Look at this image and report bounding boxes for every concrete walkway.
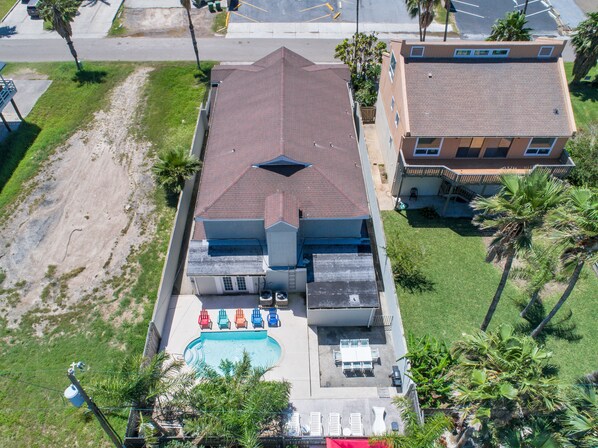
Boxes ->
[364,123,395,211]
[0,79,51,142]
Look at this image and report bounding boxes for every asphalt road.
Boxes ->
[0,37,344,63]
[0,36,576,63]
[453,0,559,37]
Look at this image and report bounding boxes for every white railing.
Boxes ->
[0,79,17,109]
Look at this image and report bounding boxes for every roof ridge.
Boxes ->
[279,57,285,157]
[311,166,370,215]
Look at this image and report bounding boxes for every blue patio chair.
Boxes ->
[217,309,230,329]
[251,308,263,328]
[267,308,280,327]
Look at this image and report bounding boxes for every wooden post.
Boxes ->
[0,113,11,132]
[442,183,455,216]
[10,99,23,121]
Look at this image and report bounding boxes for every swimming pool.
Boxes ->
[184,331,282,373]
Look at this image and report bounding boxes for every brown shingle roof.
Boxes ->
[403,59,575,137]
[264,192,299,229]
[195,47,369,221]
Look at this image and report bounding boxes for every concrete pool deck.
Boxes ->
[160,293,402,434]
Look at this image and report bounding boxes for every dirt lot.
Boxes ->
[116,7,222,37]
[0,67,156,331]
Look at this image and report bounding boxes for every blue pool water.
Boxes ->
[184,331,282,373]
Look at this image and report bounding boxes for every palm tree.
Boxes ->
[571,12,598,83]
[372,396,452,448]
[487,11,532,42]
[531,187,598,338]
[404,0,440,42]
[153,147,201,193]
[450,325,565,447]
[472,171,565,331]
[180,0,201,72]
[513,245,560,318]
[38,0,81,71]
[559,373,598,447]
[184,352,290,445]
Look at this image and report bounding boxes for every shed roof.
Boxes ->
[187,240,265,276]
[403,59,575,137]
[194,47,369,222]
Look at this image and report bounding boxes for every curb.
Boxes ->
[1,0,20,23]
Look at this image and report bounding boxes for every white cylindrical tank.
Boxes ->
[64,384,85,408]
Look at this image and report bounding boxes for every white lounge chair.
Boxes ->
[372,406,386,435]
[350,413,364,436]
[310,412,323,437]
[286,412,300,436]
[328,413,341,436]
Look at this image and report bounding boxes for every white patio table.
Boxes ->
[340,345,372,363]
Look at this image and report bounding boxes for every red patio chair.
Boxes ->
[235,308,247,328]
[198,309,212,329]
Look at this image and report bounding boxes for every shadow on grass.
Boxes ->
[396,271,436,294]
[514,298,582,344]
[569,77,598,104]
[72,69,108,86]
[398,209,489,237]
[0,121,42,193]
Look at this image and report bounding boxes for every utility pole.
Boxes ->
[64,362,123,448]
[443,0,451,41]
[523,0,529,14]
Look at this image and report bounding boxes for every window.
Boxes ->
[525,137,556,156]
[390,96,395,111]
[389,52,396,82]
[394,112,400,128]
[484,138,512,158]
[454,48,510,58]
[223,276,234,291]
[410,46,425,57]
[538,46,554,58]
[456,138,483,158]
[414,137,442,156]
[236,276,247,291]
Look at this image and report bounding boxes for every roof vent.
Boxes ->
[349,294,360,306]
[428,72,433,78]
[553,108,559,115]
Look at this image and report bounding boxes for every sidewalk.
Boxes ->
[363,123,395,211]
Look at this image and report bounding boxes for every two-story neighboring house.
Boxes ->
[186,48,380,326]
[375,39,577,215]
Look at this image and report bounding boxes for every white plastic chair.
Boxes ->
[286,412,300,436]
[328,413,341,436]
[310,412,323,436]
[371,348,380,364]
[333,350,342,365]
[350,413,364,436]
[372,406,386,435]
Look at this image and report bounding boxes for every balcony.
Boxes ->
[399,150,575,186]
[0,78,17,112]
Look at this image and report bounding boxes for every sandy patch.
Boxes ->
[118,7,219,37]
[0,66,156,331]
[4,68,49,80]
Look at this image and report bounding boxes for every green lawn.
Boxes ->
[0,62,135,223]
[383,210,598,382]
[0,0,16,21]
[0,62,209,447]
[564,62,598,132]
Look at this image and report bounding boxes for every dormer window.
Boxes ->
[538,46,554,58]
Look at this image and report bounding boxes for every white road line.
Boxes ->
[513,0,541,6]
[452,0,479,7]
[456,9,485,18]
[526,7,551,16]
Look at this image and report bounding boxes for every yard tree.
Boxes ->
[450,325,565,447]
[567,125,598,188]
[403,0,441,41]
[180,0,201,72]
[487,11,532,42]
[531,187,598,339]
[472,171,565,331]
[184,352,290,445]
[559,373,598,447]
[38,0,81,71]
[153,146,201,193]
[372,396,452,448]
[571,12,598,83]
